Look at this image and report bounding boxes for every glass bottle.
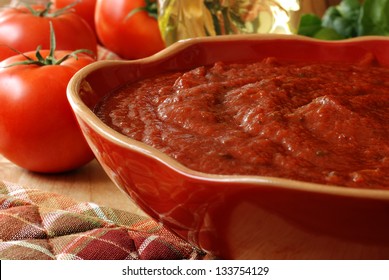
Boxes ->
[158,0,302,46]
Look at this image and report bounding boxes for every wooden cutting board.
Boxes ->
[0,154,146,216]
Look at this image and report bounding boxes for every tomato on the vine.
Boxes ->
[0,30,96,173]
[95,0,165,59]
[0,2,97,60]
[53,0,97,37]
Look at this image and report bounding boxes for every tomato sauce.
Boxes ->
[94,57,389,189]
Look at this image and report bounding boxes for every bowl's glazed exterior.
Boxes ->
[68,34,389,259]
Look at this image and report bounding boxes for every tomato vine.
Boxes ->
[4,22,93,67]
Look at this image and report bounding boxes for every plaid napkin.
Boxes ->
[0,180,207,260]
[97,45,122,60]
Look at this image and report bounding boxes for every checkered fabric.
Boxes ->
[0,180,207,260]
[97,45,122,60]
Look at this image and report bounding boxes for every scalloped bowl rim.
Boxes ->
[67,34,389,201]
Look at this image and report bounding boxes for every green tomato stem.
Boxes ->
[126,0,158,21]
[2,22,93,68]
[24,0,79,18]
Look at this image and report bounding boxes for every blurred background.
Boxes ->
[0,0,342,43]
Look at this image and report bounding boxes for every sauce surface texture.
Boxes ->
[95,58,389,189]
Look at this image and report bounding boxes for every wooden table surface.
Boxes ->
[1,154,146,216]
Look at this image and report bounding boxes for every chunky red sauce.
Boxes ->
[95,57,389,189]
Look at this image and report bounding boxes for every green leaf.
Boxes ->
[332,16,357,37]
[296,0,389,40]
[297,14,322,37]
[322,6,341,27]
[358,0,389,36]
[322,1,360,38]
[337,0,361,20]
[313,27,345,40]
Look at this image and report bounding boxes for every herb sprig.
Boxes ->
[297,0,389,40]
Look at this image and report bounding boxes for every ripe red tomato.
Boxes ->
[0,3,97,60]
[0,50,95,173]
[53,0,97,36]
[95,0,165,59]
[0,45,18,62]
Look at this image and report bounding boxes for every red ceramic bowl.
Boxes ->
[67,34,389,259]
